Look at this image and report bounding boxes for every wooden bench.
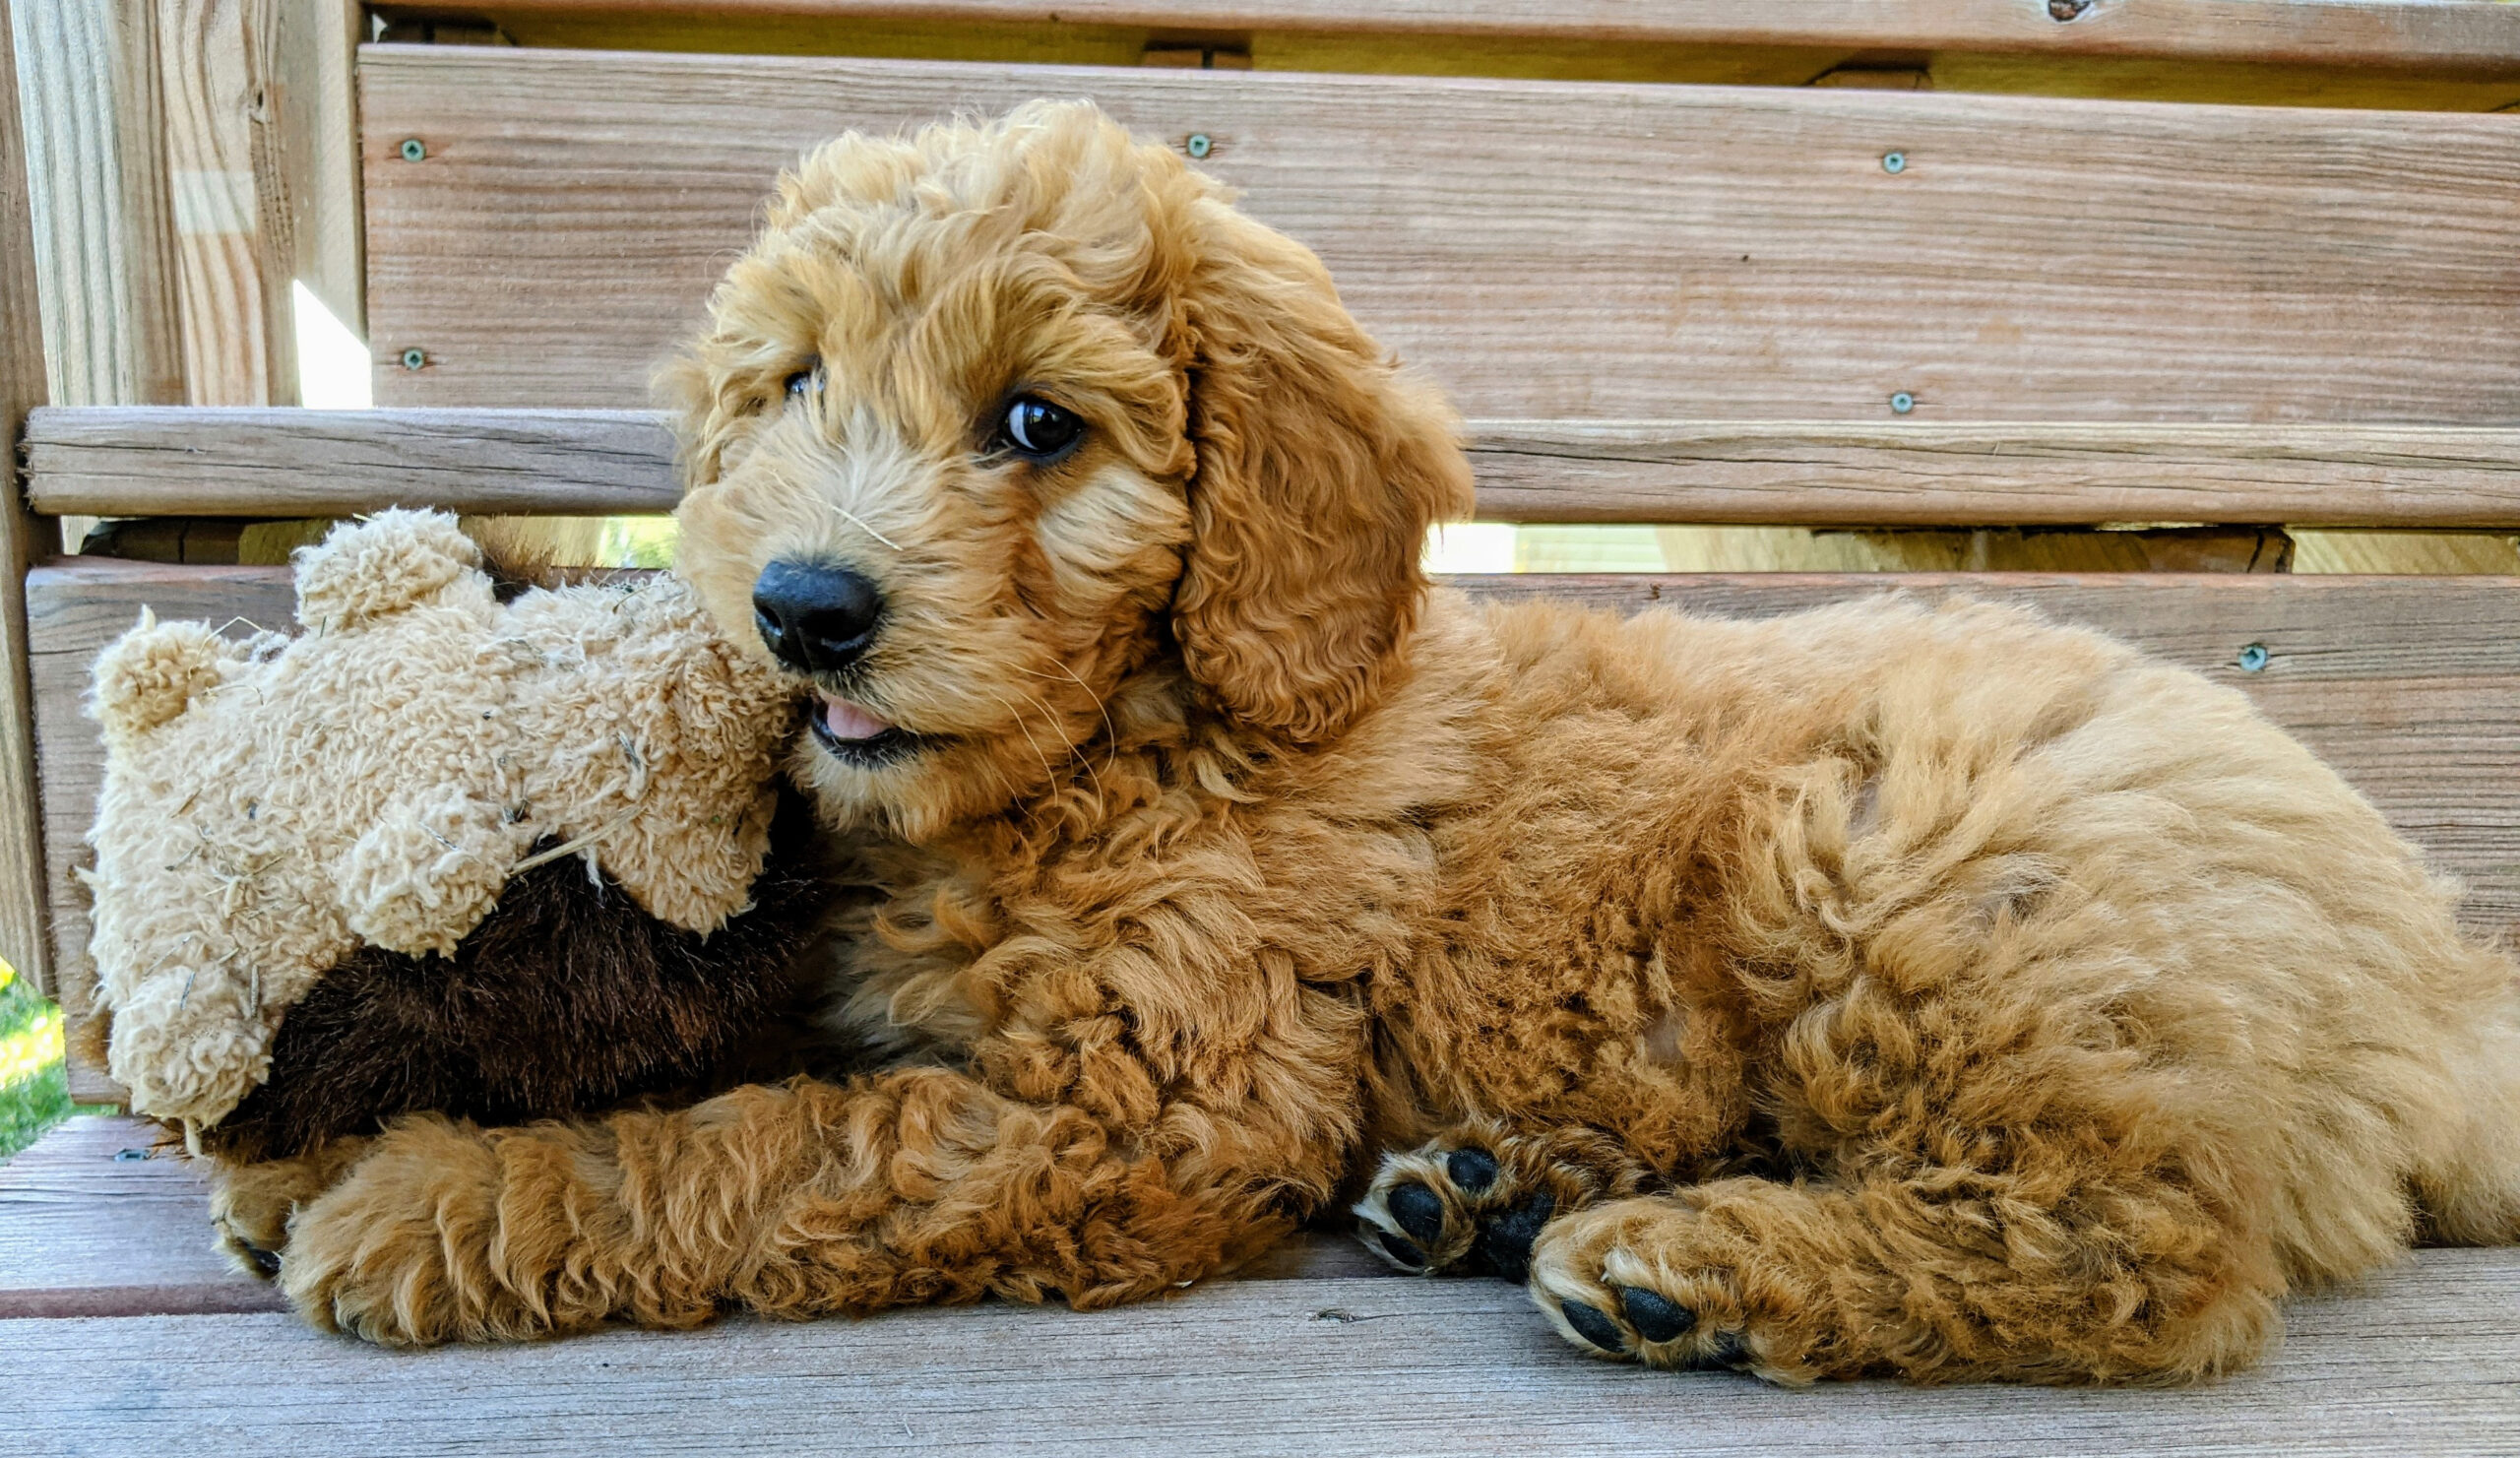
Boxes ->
[5,3,2519,1449]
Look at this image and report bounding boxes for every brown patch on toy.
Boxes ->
[204,788,842,1164]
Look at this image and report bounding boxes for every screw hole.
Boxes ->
[1882,151,1907,174]
[2049,0,2093,20]
[1889,392,1916,414]
[400,348,427,371]
[398,137,426,162]
[2236,643,2270,673]
[1185,133,1213,159]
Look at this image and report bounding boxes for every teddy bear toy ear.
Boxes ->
[290,507,491,634]
[87,611,247,749]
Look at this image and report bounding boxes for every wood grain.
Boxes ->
[156,0,293,406]
[269,0,363,334]
[1,1,60,992]
[439,0,2520,73]
[358,47,2520,421]
[1464,421,2520,528]
[23,407,684,517]
[29,409,2520,528]
[5,0,187,409]
[7,1115,2511,1454]
[5,1239,2516,1454]
[0,1117,284,1318]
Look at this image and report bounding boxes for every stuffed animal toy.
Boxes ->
[80,509,831,1159]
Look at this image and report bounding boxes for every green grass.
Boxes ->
[0,961,78,1161]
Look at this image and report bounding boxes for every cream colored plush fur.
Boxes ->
[85,510,796,1127]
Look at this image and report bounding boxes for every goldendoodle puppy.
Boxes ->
[273,101,2520,1383]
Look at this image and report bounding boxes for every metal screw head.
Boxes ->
[1882,151,1907,174]
[400,348,427,371]
[2236,643,2270,672]
[398,138,426,162]
[1889,392,1916,414]
[1185,133,1213,159]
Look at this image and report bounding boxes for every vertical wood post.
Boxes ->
[158,0,296,405]
[273,0,363,338]
[1,0,61,991]
[8,0,186,408]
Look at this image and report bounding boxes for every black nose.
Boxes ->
[752,560,883,673]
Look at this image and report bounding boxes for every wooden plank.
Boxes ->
[5,1247,2516,1456]
[0,1117,284,1318]
[30,409,2520,528]
[1,0,59,993]
[1459,422,2520,528]
[269,0,364,337]
[24,407,682,517]
[5,0,187,409]
[445,0,2520,74]
[156,0,294,406]
[357,48,2520,420]
[459,11,2520,112]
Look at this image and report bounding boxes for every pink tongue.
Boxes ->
[821,694,894,742]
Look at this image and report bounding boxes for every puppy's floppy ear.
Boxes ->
[1166,196,1476,743]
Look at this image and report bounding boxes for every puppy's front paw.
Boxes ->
[278,1119,550,1346]
[1527,1197,1784,1381]
[1352,1123,1652,1280]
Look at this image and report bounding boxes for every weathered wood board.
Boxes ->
[30,564,2520,1092]
[359,46,2520,420]
[29,407,2520,528]
[439,0,2520,73]
[2,1,62,992]
[0,1120,2512,1458]
[0,1117,284,1319]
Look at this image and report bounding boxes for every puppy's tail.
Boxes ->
[2414,974,2520,1245]
[462,517,610,601]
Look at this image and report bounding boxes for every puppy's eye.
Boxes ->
[997,396,1084,462]
[784,362,822,401]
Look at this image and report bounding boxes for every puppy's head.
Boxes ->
[667,100,1472,840]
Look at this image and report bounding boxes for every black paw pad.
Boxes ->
[1387,1180,1447,1244]
[1471,1190,1554,1282]
[1375,1230,1426,1269]
[1444,1147,1500,1194]
[241,1243,283,1278]
[1613,1286,1693,1344]
[1685,1330,1753,1371]
[1560,1300,1628,1354]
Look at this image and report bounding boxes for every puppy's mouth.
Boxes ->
[806,692,929,766]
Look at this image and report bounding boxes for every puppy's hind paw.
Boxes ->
[1351,1123,1653,1280]
[1527,1197,1778,1381]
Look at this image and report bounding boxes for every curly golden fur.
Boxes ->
[258,102,2520,1383]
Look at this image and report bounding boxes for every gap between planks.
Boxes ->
[27,407,2520,527]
